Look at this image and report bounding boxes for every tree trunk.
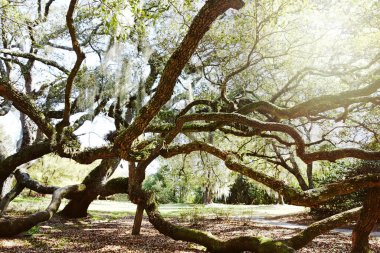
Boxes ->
[203,160,213,205]
[307,163,314,189]
[59,193,96,218]
[203,186,213,205]
[1,175,13,199]
[351,188,380,253]
[128,161,148,235]
[278,194,285,205]
[132,204,144,235]
[60,158,120,218]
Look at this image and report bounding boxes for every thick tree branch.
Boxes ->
[14,169,58,194]
[162,142,380,207]
[0,82,55,137]
[0,142,51,183]
[174,113,380,163]
[99,177,129,197]
[0,169,60,215]
[0,180,24,216]
[114,0,245,155]
[238,83,380,119]
[0,184,85,237]
[143,191,295,253]
[284,207,362,250]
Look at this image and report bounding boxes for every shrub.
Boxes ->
[227,175,275,205]
[311,161,380,219]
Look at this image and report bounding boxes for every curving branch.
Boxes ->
[0,142,51,183]
[58,0,85,128]
[238,82,380,119]
[284,207,362,250]
[0,169,59,216]
[0,184,85,237]
[144,190,362,252]
[0,180,24,216]
[172,112,380,163]
[225,155,380,207]
[14,169,58,194]
[0,82,55,137]
[161,142,380,207]
[177,99,215,117]
[143,191,295,253]
[114,0,245,155]
[0,49,70,74]
[44,0,56,19]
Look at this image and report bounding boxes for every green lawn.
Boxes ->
[7,196,308,220]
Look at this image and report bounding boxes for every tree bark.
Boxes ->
[0,175,14,199]
[128,161,148,235]
[132,204,144,235]
[307,163,314,189]
[60,158,120,218]
[351,188,380,253]
[0,184,85,237]
[278,194,285,205]
[143,191,295,253]
[0,169,59,215]
[203,185,213,205]
[0,181,24,216]
[285,207,361,250]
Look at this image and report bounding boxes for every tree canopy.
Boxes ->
[1,0,380,252]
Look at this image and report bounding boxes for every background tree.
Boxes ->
[227,174,275,205]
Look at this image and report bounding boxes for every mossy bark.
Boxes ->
[351,188,380,253]
[0,184,85,237]
[142,191,295,253]
[285,207,361,250]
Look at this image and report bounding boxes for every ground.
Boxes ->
[1,199,379,252]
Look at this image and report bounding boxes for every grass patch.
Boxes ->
[89,210,135,220]
[8,198,308,222]
[12,196,43,203]
[54,238,70,249]
[25,226,40,236]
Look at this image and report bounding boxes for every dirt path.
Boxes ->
[246,217,380,237]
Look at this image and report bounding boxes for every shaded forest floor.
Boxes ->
[1,213,380,253]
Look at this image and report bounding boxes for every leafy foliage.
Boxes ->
[312,161,380,218]
[143,165,188,203]
[27,155,96,188]
[227,175,276,205]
